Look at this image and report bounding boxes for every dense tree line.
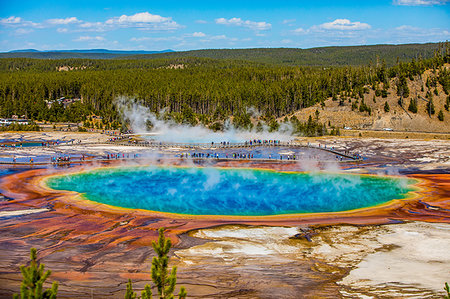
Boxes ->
[1,43,442,66]
[0,43,448,134]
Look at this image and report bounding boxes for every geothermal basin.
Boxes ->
[45,166,416,216]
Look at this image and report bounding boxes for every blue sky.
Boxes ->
[0,0,449,51]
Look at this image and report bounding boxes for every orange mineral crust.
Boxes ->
[0,165,448,250]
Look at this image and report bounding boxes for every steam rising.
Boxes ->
[116,96,294,143]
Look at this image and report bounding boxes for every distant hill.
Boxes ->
[0,49,174,59]
[124,43,440,66]
[0,43,442,66]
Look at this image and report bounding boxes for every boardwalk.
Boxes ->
[0,139,361,166]
[107,140,358,160]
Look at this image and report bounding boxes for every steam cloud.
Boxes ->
[116,96,294,143]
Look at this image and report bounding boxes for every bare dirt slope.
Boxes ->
[289,66,450,133]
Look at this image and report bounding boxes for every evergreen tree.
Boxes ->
[384,101,390,112]
[13,248,58,299]
[125,279,137,299]
[126,228,186,299]
[408,98,418,113]
[151,228,186,299]
[396,75,410,98]
[141,285,153,299]
[438,110,444,121]
[426,98,435,116]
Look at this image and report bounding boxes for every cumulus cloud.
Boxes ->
[215,17,272,31]
[393,0,448,5]
[317,19,371,30]
[105,12,181,30]
[47,17,81,25]
[78,21,106,32]
[292,27,306,34]
[74,35,105,42]
[0,16,22,24]
[192,32,206,37]
[0,16,41,28]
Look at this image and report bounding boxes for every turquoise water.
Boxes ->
[46,166,415,216]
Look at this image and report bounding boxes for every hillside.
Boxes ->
[289,66,450,133]
[0,43,441,66]
[0,43,448,134]
[124,43,440,66]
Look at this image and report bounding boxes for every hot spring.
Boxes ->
[45,166,416,216]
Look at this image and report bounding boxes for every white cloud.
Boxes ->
[78,21,106,32]
[215,17,271,31]
[282,19,296,24]
[192,32,206,37]
[195,20,207,24]
[74,35,105,42]
[317,19,371,30]
[130,37,150,42]
[130,36,182,42]
[395,25,420,31]
[0,16,22,24]
[210,34,227,40]
[391,25,450,40]
[47,17,80,25]
[0,16,41,28]
[57,28,68,33]
[15,28,34,35]
[292,27,307,34]
[393,0,448,5]
[105,12,181,30]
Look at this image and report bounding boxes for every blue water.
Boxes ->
[46,166,415,216]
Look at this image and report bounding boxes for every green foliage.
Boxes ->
[13,248,58,299]
[444,282,450,299]
[358,99,371,115]
[150,227,186,299]
[0,43,443,67]
[290,115,327,137]
[0,43,448,125]
[375,89,381,97]
[396,75,410,98]
[125,279,137,299]
[384,101,390,112]
[0,123,40,132]
[426,98,435,116]
[126,228,186,299]
[141,284,152,299]
[445,96,450,111]
[232,112,253,130]
[438,110,444,121]
[178,287,187,299]
[408,98,418,113]
[438,67,450,94]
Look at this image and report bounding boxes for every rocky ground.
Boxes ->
[0,132,449,298]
